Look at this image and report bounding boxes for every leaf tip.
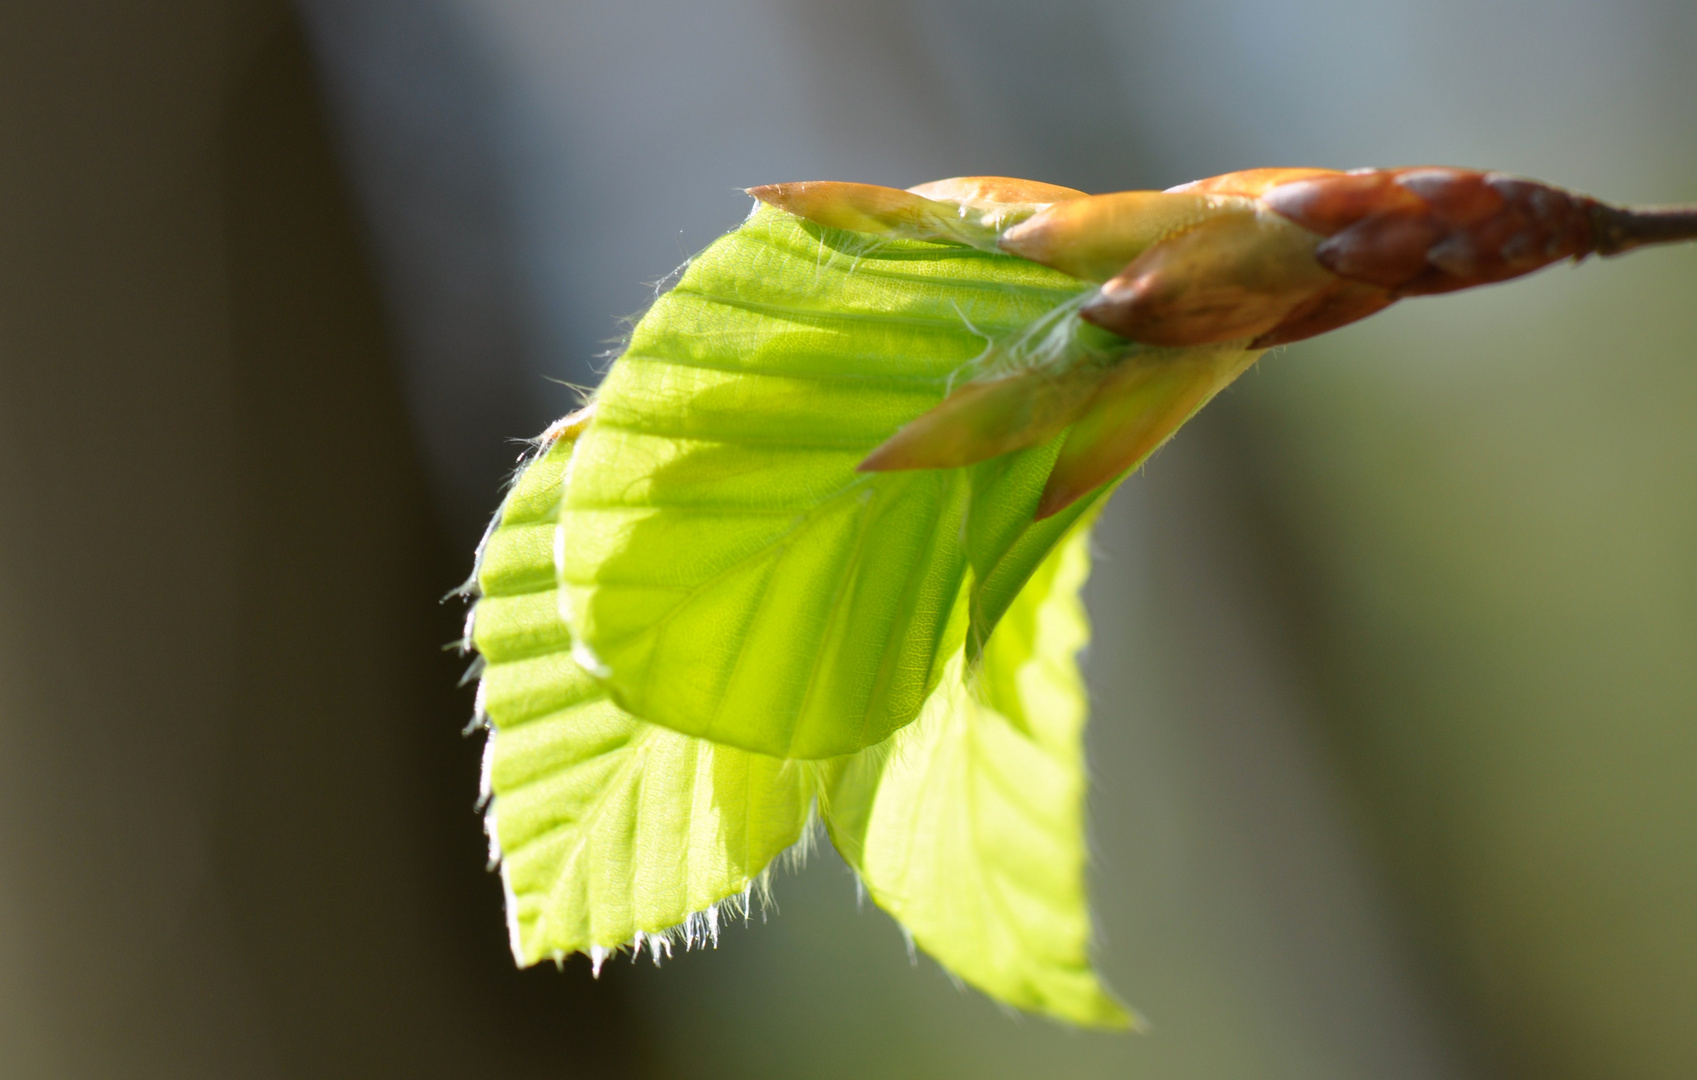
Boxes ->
[855,436,925,472]
[1033,477,1092,520]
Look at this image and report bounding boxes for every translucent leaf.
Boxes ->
[823,525,1135,1029]
[1040,341,1262,515]
[558,205,1095,759]
[473,434,813,965]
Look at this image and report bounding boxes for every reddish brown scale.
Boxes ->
[1264,167,1600,297]
[1240,167,1610,344]
[1314,212,1446,288]
[1395,168,1506,225]
[1250,279,1394,348]
[1260,170,1427,234]
[854,168,1695,515]
[1170,167,1341,199]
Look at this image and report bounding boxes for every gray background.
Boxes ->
[1,1,1693,1076]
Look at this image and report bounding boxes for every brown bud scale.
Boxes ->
[751,169,1697,357]
[835,167,1694,515]
[1262,168,1599,298]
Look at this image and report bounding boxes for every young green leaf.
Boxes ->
[474,434,814,967]
[557,205,1097,759]
[475,423,1128,1025]
[823,524,1133,1028]
[470,166,1696,1027]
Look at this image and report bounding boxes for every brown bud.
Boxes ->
[907,176,1086,206]
[830,167,1692,516]
[1249,279,1394,347]
[999,190,1255,282]
[1079,209,1332,346]
[1259,168,1601,296]
[1169,167,1342,199]
[904,175,1086,235]
[1036,345,1260,518]
[1261,170,1428,235]
[857,366,1101,473]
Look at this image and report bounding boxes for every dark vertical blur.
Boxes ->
[219,14,652,1078]
[2,0,1694,1077]
[0,2,644,1076]
[0,3,258,1072]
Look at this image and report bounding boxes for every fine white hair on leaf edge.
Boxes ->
[511,802,823,974]
[475,732,496,814]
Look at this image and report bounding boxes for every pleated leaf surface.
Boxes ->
[824,525,1132,1028]
[474,434,813,964]
[558,205,1099,759]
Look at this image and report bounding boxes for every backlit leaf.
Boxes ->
[474,434,814,966]
[557,205,1095,758]
[822,525,1133,1028]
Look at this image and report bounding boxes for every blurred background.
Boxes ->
[1,0,1693,1076]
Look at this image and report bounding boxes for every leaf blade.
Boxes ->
[560,206,1094,758]
[824,526,1134,1028]
[474,435,814,964]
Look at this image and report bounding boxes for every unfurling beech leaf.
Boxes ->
[474,414,1126,1022]
[557,205,1111,759]
[471,167,1695,1025]
[825,523,1134,1029]
[474,432,813,966]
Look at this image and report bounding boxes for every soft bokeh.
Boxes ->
[1,1,1691,1076]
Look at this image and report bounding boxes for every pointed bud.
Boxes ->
[1168,167,1341,199]
[858,368,1101,472]
[1079,209,1333,346]
[772,168,1695,514]
[908,176,1087,206]
[1258,168,1618,297]
[1249,279,1394,347]
[1036,346,1259,518]
[999,191,1256,282]
[859,302,1128,474]
[905,175,1086,236]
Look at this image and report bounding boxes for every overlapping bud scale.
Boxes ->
[748,170,1693,513]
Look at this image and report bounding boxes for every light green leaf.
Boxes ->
[960,437,1110,660]
[558,205,1095,759]
[823,524,1134,1029]
[474,433,814,966]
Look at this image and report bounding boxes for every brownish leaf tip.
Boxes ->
[746,180,939,236]
[1078,210,1332,347]
[1000,190,1256,282]
[1170,167,1342,199]
[857,378,1061,473]
[1249,279,1394,347]
[1033,474,1091,520]
[907,176,1088,205]
[855,438,920,472]
[857,403,976,473]
[540,403,596,447]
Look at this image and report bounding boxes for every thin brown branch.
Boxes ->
[1591,203,1697,256]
